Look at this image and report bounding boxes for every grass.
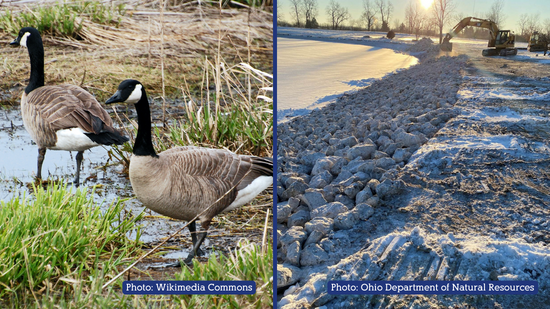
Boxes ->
[0,1,125,38]
[171,241,273,308]
[0,182,143,306]
[0,184,272,308]
[123,242,273,308]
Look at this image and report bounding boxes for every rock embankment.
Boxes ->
[277,45,466,305]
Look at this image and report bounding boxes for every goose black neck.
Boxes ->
[25,36,45,94]
[133,90,158,158]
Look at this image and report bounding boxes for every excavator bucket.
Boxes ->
[440,42,452,51]
[441,34,453,51]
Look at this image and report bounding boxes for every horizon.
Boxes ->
[277,0,550,34]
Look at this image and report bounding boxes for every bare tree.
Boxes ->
[486,0,505,27]
[526,13,541,38]
[362,0,377,31]
[544,18,550,37]
[289,0,302,27]
[277,0,284,24]
[432,0,454,44]
[518,13,529,37]
[326,0,350,30]
[393,18,401,31]
[375,0,393,31]
[302,0,318,28]
[405,0,424,39]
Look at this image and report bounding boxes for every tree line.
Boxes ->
[277,0,550,43]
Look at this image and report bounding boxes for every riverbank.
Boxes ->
[276,37,550,308]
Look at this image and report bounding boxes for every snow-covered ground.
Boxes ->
[277,27,550,308]
[277,37,417,121]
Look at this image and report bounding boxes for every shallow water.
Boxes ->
[0,106,241,263]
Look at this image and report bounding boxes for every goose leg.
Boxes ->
[184,221,210,265]
[37,148,46,180]
[188,220,205,257]
[74,151,84,187]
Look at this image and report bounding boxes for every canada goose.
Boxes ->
[105,79,273,264]
[10,27,128,185]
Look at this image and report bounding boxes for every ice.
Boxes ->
[277,34,418,122]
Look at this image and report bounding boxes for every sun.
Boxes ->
[420,0,434,9]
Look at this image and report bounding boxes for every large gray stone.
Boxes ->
[375,179,405,200]
[288,197,301,211]
[300,244,329,266]
[345,142,377,160]
[304,217,334,235]
[367,179,380,193]
[300,151,325,167]
[394,131,428,147]
[375,157,396,169]
[286,241,301,266]
[277,264,303,288]
[355,187,373,204]
[277,202,292,223]
[354,203,375,220]
[311,156,347,176]
[288,209,311,227]
[335,194,355,209]
[392,148,410,163]
[281,180,309,200]
[309,170,333,189]
[339,136,358,148]
[311,202,349,219]
[334,210,358,230]
[280,226,308,247]
[344,182,363,199]
[301,191,328,212]
[304,230,325,248]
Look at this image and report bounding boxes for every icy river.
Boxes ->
[277,37,418,122]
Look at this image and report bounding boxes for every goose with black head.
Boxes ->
[106,79,273,264]
[10,27,128,185]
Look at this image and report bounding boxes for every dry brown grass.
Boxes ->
[0,0,273,102]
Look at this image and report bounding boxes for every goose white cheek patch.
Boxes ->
[125,84,143,104]
[21,32,31,47]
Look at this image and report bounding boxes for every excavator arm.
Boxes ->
[440,17,516,56]
[442,17,499,45]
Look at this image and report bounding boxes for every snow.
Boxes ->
[277,27,550,309]
[277,37,418,122]
[277,27,419,43]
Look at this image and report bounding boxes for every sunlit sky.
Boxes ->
[278,0,550,32]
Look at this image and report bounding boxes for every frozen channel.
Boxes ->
[277,37,418,122]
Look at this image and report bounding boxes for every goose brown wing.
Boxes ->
[26,84,115,134]
[161,147,272,206]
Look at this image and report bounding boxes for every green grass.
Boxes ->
[0,184,272,308]
[171,242,273,308]
[125,242,273,309]
[0,183,142,306]
[0,1,125,37]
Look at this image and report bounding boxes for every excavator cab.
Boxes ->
[495,30,513,47]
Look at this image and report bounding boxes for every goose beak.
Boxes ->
[105,91,122,104]
[10,37,21,46]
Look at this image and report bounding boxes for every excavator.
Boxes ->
[528,31,549,53]
[440,17,517,56]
